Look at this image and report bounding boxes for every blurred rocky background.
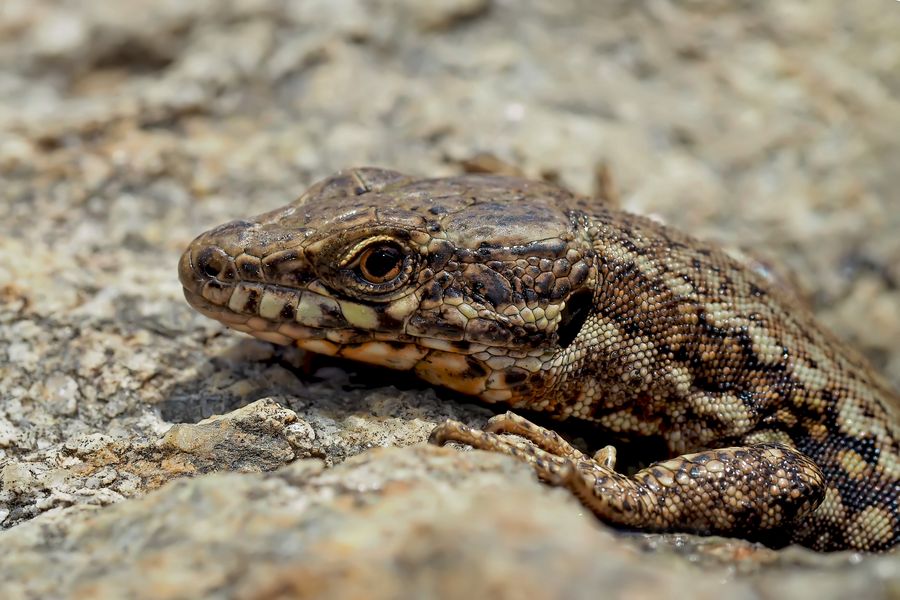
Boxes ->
[1,1,899,598]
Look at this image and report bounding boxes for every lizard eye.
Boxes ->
[358,244,404,283]
[338,236,416,298]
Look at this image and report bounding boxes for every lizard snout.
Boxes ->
[178,224,247,292]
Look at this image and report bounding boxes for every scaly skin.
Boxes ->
[179,168,900,551]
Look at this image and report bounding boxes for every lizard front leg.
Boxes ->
[429,412,826,538]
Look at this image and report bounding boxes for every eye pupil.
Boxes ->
[359,245,403,283]
[366,248,399,277]
[366,248,399,276]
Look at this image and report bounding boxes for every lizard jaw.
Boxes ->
[181,282,521,400]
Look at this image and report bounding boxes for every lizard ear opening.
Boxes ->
[556,289,592,348]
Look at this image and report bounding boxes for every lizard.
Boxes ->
[178,167,900,552]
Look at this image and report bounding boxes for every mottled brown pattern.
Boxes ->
[179,168,900,552]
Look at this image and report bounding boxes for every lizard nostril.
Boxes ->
[196,246,230,280]
[200,261,218,278]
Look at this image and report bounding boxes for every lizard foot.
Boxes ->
[483,411,616,467]
[429,412,826,539]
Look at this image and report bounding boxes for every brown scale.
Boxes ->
[179,168,900,552]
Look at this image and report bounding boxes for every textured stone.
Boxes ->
[2,446,898,600]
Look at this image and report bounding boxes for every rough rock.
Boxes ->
[3,445,899,600]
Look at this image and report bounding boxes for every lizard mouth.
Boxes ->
[179,240,452,353]
[181,284,331,345]
[179,240,369,346]
[179,255,513,397]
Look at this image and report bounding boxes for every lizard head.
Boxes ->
[179,168,597,406]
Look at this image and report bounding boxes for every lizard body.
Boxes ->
[179,168,900,551]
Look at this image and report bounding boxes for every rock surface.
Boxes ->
[1,1,899,598]
[4,444,900,600]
